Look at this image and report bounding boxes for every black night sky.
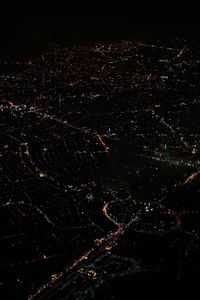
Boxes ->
[1,8,200,55]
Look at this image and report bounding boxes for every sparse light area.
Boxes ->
[1,36,200,299]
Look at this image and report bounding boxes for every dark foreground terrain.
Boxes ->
[1,17,200,298]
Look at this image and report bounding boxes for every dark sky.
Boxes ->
[1,10,200,57]
[1,6,200,38]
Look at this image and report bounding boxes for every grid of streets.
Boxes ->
[1,39,200,299]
